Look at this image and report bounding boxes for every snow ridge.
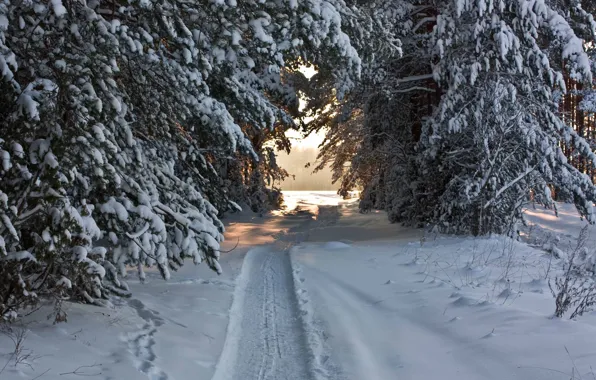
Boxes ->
[290,247,330,380]
[211,248,255,380]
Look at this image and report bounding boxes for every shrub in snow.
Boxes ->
[0,0,363,319]
[550,227,596,319]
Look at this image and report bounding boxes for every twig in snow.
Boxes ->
[518,346,587,380]
[565,346,582,380]
[31,368,51,380]
[517,366,581,379]
[0,352,13,378]
[59,363,102,376]
[0,324,39,370]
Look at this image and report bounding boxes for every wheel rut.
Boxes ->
[213,205,340,380]
[231,246,311,380]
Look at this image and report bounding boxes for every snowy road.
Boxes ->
[214,197,514,380]
[213,192,596,380]
[212,203,327,380]
[294,252,528,380]
[217,245,311,380]
[8,192,596,380]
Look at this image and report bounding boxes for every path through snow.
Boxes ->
[215,246,310,380]
[213,199,338,380]
[214,192,596,380]
[5,192,596,380]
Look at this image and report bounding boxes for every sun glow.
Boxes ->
[285,129,326,150]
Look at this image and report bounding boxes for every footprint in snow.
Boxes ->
[125,299,169,380]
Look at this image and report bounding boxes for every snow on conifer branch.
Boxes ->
[0,0,365,318]
[311,0,596,236]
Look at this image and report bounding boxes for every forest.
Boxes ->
[1,0,596,321]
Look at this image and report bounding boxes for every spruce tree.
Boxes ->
[312,0,596,236]
[0,0,364,318]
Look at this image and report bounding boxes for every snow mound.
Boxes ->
[323,241,351,250]
[290,248,329,379]
[497,288,517,298]
[527,278,547,288]
[451,296,478,307]
[211,248,255,380]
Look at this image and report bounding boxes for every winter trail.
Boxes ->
[213,192,595,380]
[13,192,596,380]
[212,203,327,380]
[219,246,310,380]
[294,261,528,380]
[214,194,514,380]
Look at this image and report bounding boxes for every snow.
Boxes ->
[1,149,10,171]
[56,276,72,289]
[0,248,244,379]
[210,246,254,380]
[17,93,39,121]
[4,250,35,262]
[248,18,274,44]
[323,241,351,250]
[5,192,596,380]
[287,196,596,380]
[100,198,129,221]
[50,0,67,17]
[291,235,593,379]
[524,202,596,250]
[0,15,8,31]
[217,192,596,379]
[212,246,311,379]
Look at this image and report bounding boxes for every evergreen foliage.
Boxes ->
[311,0,596,236]
[4,0,596,320]
[0,0,364,318]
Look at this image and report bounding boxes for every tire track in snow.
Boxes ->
[212,204,341,380]
[297,259,534,380]
[212,246,311,380]
[291,257,338,380]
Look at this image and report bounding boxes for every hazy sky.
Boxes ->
[285,129,325,150]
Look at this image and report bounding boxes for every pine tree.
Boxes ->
[312,0,596,236]
[418,0,596,235]
[0,0,364,318]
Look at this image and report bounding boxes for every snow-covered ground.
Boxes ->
[524,202,596,252]
[3,192,596,380]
